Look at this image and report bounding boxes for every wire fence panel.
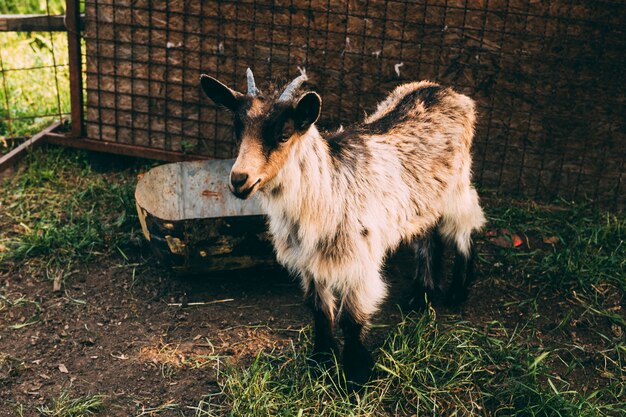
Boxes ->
[0,1,70,154]
[83,0,624,208]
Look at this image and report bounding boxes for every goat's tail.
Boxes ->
[455,93,477,149]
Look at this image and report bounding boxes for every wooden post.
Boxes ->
[65,0,83,138]
[0,14,66,31]
[0,123,61,173]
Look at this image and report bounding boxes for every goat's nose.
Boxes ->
[230,171,249,189]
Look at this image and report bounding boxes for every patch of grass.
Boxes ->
[0,294,42,329]
[138,340,225,376]
[191,196,624,416]
[486,198,625,326]
[37,390,105,417]
[0,0,65,15]
[194,312,622,416]
[0,147,149,280]
[135,401,181,416]
[0,352,25,384]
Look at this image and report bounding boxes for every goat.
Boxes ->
[200,68,486,384]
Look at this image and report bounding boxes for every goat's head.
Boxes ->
[200,68,321,199]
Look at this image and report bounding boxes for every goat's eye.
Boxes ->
[280,125,294,142]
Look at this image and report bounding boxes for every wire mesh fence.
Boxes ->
[0,0,70,154]
[82,0,625,208]
[1,1,623,208]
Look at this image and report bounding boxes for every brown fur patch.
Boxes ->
[270,184,283,197]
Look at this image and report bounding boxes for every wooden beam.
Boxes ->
[0,14,65,32]
[44,134,209,163]
[65,0,84,137]
[0,122,60,173]
[0,13,84,32]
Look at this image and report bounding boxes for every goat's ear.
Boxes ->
[200,74,242,112]
[294,92,321,131]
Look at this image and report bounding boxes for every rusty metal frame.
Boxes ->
[0,122,60,172]
[65,0,83,138]
[45,131,207,161]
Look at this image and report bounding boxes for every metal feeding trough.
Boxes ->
[135,160,276,273]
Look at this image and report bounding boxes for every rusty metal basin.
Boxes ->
[135,160,276,273]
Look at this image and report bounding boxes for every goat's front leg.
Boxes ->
[339,307,374,386]
[340,275,386,386]
[305,280,339,367]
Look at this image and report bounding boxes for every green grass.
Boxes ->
[194,312,624,416]
[0,147,148,278]
[36,390,105,417]
[191,197,624,416]
[0,0,65,15]
[487,198,626,327]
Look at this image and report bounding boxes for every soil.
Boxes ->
[0,236,619,415]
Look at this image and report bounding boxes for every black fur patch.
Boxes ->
[233,97,254,142]
[447,243,476,306]
[366,85,443,135]
[322,85,442,169]
[260,103,295,158]
[306,281,339,361]
[413,228,444,291]
[324,130,370,171]
[339,307,374,385]
[360,228,369,237]
[413,85,443,108]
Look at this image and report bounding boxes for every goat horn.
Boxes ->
[278,66,308,102]
[246,68,260,96]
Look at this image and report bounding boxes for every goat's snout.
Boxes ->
[230,171,248,189]
[229,170,259,199]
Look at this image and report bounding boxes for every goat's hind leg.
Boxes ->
[441,199,484,305]
[409,228,444,310]
[446,234,476,305]
[440,187,485,306]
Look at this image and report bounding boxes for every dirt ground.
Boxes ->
[0,233,620,415]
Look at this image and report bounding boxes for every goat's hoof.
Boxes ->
[308,351,334,367]
[445,286,469,307]
[308,348,339,377]
[343,346,374,387]
[408,288,445,311]
[408,294,428,311]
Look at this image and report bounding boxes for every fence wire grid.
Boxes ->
[0,1,70,152]
[84,0,625,208]
[4,0,625,209]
